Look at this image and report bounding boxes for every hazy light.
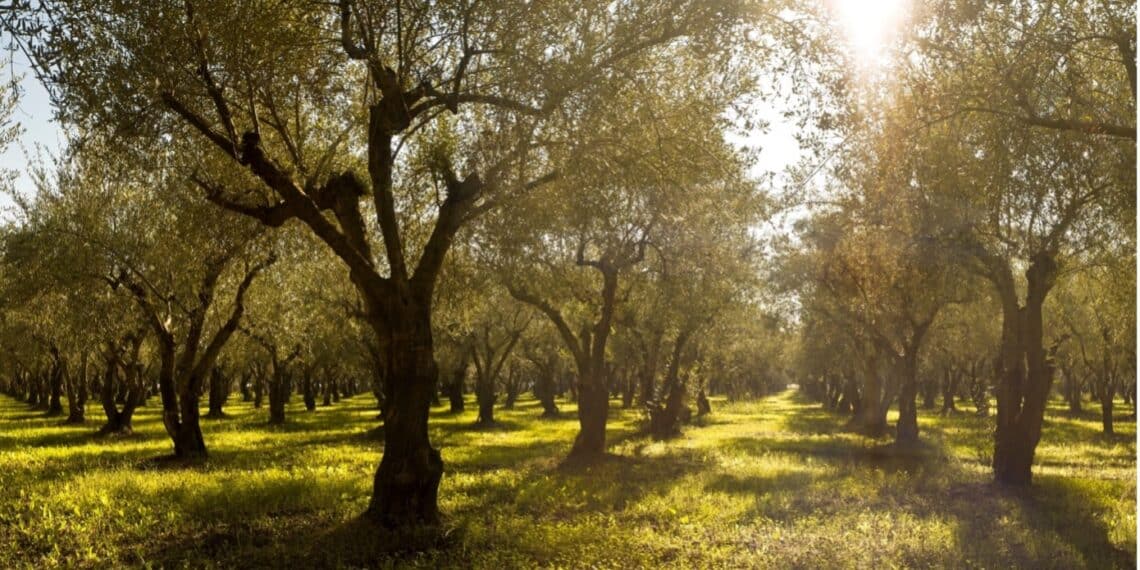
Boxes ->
[831,0,909,66]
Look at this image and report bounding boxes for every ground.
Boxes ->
[0,390,1134,569]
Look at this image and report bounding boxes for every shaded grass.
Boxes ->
[0,390,1133,568]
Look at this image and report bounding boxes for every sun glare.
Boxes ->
[831,0,909,66]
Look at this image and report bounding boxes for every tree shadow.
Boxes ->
[722,391,1136,568]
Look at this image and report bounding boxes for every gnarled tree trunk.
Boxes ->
[992,252,1057,486]
[365,300,443,526]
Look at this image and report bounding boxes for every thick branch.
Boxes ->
[507,285,585,365]
[191,174,296,227]
[190,254,276,382]
[162,93,238,158]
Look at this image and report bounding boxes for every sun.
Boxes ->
[830,0,909,65]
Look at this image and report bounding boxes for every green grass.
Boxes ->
[0,390,1134,568]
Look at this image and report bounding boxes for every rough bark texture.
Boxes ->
[365,303,443,526]
[992,253,1057,486]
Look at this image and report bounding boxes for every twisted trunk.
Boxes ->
[992,253,1057,486]
[365,300,443,526]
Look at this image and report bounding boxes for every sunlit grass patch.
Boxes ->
[0,390,1133,568]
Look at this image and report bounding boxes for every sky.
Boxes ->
[0,49,62,219]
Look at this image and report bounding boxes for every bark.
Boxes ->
[696,388,711,416]
[649,327,694,439]
[303,371,317,412]
[252,369,264,409]
[446,349,468,414]
[895,352,920,444]
[502,365,521,409]
[135,255,271,460]
[205,367,229,418]
[992,252,1057,486]
[637,329,664,406]
[239,372,253,402]
[1061,364,1083,415]
[853,352,887,437]
[268,369,289,425]
[46,350,64,417]
[173,388,207,459]
[533,353,560,418]
[475,371,496,425]
[895,320,933,445]
[364,304,443,526]
[99,332,146,435]
[1100,390,1115,435]
[920,375,937,410]
[64,352,88,424]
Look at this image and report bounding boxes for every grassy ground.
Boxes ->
[0,390,1134,569]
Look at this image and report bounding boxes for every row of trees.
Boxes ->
[0,0,805,528]
[784,0,1135,486]
[0,0,1131,529]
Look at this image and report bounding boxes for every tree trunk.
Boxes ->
[649,328,693,439]
[303,372,317,412]
[268,370,288,425]
[239,372,252,402]
[253,370,264,409]
[992,252,1056,487]
[535,356,560,418]
[940,368,959,414]
[895,353,920,444]
[620,367,635,409]
[1100,391,1114,435]
[447,369,465,414]
[920,376,937,410]
[854,352,887,437]
[205,367,229,418]
[839,371,861,417]
[637,331,663,406]
[503,366,520,410]
[365,309,443,526]
[476,374,495,425]
[64,353,88,424]
[1062,365,1082,414]
[570,368,608,459]
[46,356,64,417]
[696,388,711,416]
[173,390,207,459]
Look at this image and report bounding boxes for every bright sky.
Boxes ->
[831,0,909,67]
[0,50,62,219]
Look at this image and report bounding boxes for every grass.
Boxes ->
[0,390,1134,569]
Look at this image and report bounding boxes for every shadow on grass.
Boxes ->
[727,390,1136,569]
